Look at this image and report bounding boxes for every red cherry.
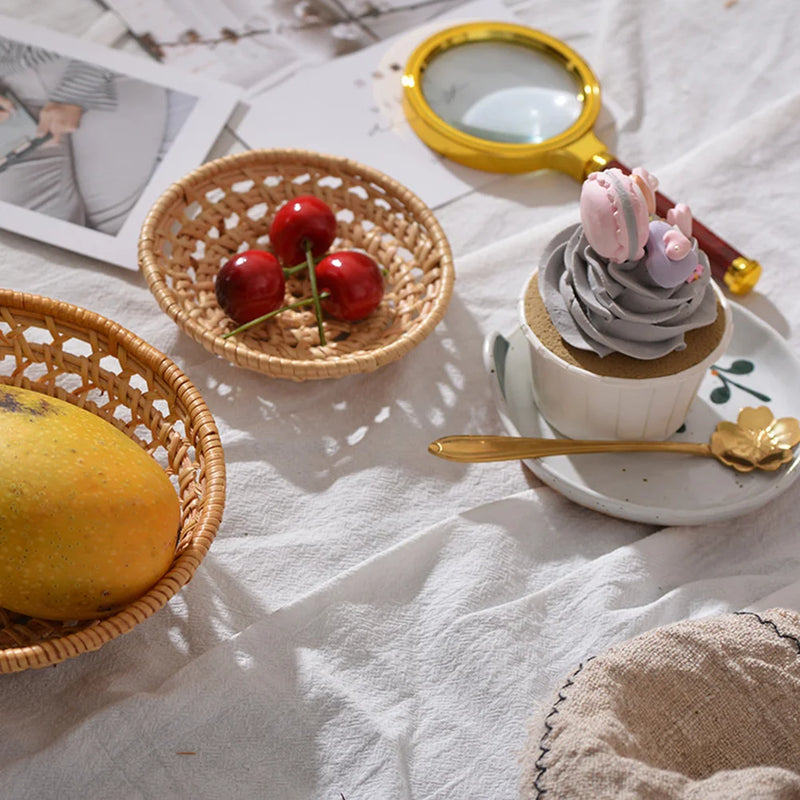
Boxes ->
[269,195,337,266]
[315,251,384,321]
[215,249,286,324]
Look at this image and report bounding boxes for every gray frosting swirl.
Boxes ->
[539,223,716,360]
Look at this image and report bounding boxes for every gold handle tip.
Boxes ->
[725,257,762,295]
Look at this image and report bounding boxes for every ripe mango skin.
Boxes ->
[0,384,180,621]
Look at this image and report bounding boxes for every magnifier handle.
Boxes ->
[603,159,761,295]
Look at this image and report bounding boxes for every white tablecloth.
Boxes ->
[2,1,800,797]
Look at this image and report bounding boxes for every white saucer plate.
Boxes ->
[484,301,800,526]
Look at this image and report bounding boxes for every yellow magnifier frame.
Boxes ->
[401,21,613,179]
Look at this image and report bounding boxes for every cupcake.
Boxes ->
[519,167,733,441]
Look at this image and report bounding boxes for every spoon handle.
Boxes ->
[428,435,713,463]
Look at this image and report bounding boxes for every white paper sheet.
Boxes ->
[235,0,517,209]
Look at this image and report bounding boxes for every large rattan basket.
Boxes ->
[0,290,225,673]
[138,148,455,380]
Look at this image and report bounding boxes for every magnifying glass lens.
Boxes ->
[420,41,584,145]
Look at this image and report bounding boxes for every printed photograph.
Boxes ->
[0,16,239,269]
[0,35,196,237]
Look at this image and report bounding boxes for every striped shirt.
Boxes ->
[0,36,117,111]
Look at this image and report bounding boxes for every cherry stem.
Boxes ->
[305,239,327,346]
[222,291,330,339]
[283,257,320,277]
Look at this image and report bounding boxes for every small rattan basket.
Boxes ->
[0,290,225,674]
[138,148,455,380]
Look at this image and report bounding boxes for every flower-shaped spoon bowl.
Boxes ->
[709,406,800,472]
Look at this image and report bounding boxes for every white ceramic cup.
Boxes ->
[518,276,733,441]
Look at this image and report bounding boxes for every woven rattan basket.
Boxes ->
[0,290,225,674]
[139,148,455,380]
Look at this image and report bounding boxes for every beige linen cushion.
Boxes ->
[520,609,800,799]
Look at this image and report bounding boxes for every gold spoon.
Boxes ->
[428,406,800,473]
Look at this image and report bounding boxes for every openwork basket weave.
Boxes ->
[0,290,225,674]
[139,148,455,380]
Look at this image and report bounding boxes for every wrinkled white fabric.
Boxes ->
[1,0,800,798]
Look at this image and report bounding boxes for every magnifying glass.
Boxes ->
[401,21,761,295]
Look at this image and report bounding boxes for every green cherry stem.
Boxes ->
[222,291,330,339]
[305,239,327,346]
[283,256,320,277]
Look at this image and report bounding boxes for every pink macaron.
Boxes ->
[580,169,650,263]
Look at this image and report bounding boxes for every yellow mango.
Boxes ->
[0,384,180,621]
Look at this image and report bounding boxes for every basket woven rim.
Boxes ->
[138,147,456,380]
[0,289,226,673]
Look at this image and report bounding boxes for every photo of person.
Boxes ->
[0,15,238,268]
[0,34,196,236]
